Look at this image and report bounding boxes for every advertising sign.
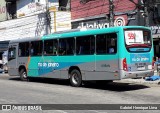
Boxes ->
[114,15,128,26]
[130,53,150,63]
[48,0,59,7]
[0,0,6,21]
[72,18,109,29]
[125,30,144,45]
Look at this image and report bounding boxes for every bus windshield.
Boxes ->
[124,29,152,52]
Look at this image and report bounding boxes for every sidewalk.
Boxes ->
[118,69,160,86]
[118,78,160,86]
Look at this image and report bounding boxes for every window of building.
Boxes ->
[59,38,75,55]
[30,41,43,56]
[19,42,29,57]
[44,39,58,55]
[96,33,117,54]
[76,35,95,55]
[59,0,70,11]
[6,0,17,19]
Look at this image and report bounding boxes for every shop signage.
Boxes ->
[0,0,6,21]
[77,22,109,29]
[114,16,126,26]
[75,18,109,29]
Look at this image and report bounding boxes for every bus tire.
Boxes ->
[70,69,82,87]
[20,69,27,81]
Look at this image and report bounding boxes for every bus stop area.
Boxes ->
[119,78,160,86]
[118,63,160,86]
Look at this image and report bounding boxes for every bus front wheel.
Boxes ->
[20,69,27,81]
[70,69,82,87]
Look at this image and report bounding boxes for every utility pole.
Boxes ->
[144,0,149,26]
[139,0,149,26]
[129,0,149,26]
[109,0,114,27]
[45,0,51,34]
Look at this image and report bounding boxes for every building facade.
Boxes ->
[0,0,71,68]
[0,0,71,42]
[0,0,7,22]
[71,0,160,57]
[71,0,139,28]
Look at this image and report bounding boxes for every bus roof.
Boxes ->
[42,26,150,40]
[9,37,41,43]
[9,26,150,43]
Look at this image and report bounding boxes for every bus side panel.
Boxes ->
[27,57,44,77]
[17,57,31,75]
[37,70,61,79]
[27,56,95,79]
[8,59,19,76]
[27,56,61,78]
[84,60,119,80]
[81,55,120,80]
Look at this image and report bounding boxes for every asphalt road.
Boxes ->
[0,74,160,113]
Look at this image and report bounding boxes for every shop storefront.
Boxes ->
[152,26,160,57]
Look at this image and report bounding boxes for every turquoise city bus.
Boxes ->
[8,26,154,87]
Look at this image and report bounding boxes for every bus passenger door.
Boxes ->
[8,45,18,76]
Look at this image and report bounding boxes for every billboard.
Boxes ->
[0,0,6,21]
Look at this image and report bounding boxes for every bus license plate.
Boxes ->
[137,66,145,70]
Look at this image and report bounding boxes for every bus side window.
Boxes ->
[19,48,21,56]
[59,39,66,55]
[8,47,16,61]
[96,33,117,54]
[78,46,84,54]
[108,47,115,53]
[76,35,95,55]
[30,41,42,56]
[66,38,75,55]
[30,46,34,55]
[19,42,29,57]
[53,40,58,55]
[44,39,58,56]
[58,38,75,56]
[96,35,107,54]
[108,34,117,54]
